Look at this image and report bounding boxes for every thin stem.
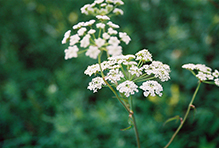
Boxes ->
[98,53,131,113]
[164,81,201,148]
[130,96,141,148]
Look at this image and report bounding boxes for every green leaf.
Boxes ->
[163,115,181,126]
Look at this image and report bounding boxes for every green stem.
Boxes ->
[130,96,141,148]
[98,53,131,113]
[164,81,201,148]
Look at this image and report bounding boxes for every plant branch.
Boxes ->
[164,80,201,148]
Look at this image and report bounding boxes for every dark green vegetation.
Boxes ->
[1,0,219,147]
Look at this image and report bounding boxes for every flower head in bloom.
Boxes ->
[62,30,71,44]
[84,64,100,76]
[64,45,79,60]
[95,38,106,47]
[119,32,131,44]
[182,63,219,86]
[215,78,219,86]
[135,49,152,62]
[116,80,138,97]
[88,77,106,93]
[140,80,163,97]
[70,34,80,46]
[86,46,101,59]
[80,34,90,48]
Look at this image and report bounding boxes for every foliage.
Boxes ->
[0,0,219,147]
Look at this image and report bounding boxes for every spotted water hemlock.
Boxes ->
[62,0,129,59]
[182,63,219,86]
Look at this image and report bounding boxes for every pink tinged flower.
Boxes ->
[69,34,80,46]
[85,46,100,59]
[108,36,120,45]
[64,45,79,60]
[95,38,105,47]
[119,32,131,44]
[80,34,90,48]
[106,45,122,56]
[87,77,106,93]
[140,80,163,97]
[62,30,71,44]
[116,80,138,97]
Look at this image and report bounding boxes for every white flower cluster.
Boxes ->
[62,0,130,60]
[182,63,219,86]
[85,49,171,97]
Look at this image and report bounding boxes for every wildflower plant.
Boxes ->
[62,0,218,147]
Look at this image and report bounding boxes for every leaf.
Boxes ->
[163,115,181,126]
[120,125,133,131]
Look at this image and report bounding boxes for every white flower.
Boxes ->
[106,0,114,3]
[116,80,138,97]
[182,63,196,70]
[96,15,110,20]
[108,28,118,35]
[113,8,124,15]
[61,30,71,44]
[128,65,143,77]
[214,78,219,86]
[107,44,122,56]
[96,23,105,29]
[85,46,100,59]
[88,77,106,93]
[94,0,104,4]
[213,70,219,78]
[119,32,131,44]
[77,27,87,36]
[80,34,90,48]
[114,0,124,5]
[140,80,163,97]
[107,21,119,28]
[103,33,110,39]
[108,36,120,45]
[73,22,85,29]
[95,38,105,47]
[196,71,207,81]
[100,3,107,7]
[144,61,171,82]
[81,4,94,15]
[88,29,96,34]
[84,20,96,26]
[64,45,79,60]
[195,64,212,74]
[105,69,124,83]
[70,34,80,46]
[84,64,100,76]
[135,49,152,62]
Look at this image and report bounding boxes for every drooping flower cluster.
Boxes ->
[62,0,131,59]
[85,49,171,97]
[182,63,219,86]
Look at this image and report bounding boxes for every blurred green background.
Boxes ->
[1,0,219,147]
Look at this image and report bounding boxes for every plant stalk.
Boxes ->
[164,81,201,148]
